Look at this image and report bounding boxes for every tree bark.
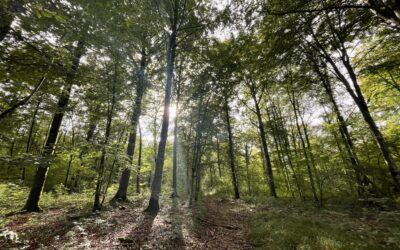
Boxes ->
[145,2,178,214]
[288,87,319,202]
[136,122,142,194]
[23,39,85,212]
[22,99,41,181]
[245,144,252,195]
[113,48,147,201]
[223,94,240,199]
[93,60,117,211]
[249,85,277,198]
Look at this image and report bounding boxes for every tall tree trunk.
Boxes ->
[145,2,178,214]
[267,106,293,197]
[223,95,240,199]
[113,48,147,201]
[93,60,118,211]
[320,75,372,194]
[172,112,179,198]
[136,122,142,194]
[23,40,85,212]
[288,88,319,202]
[272,104,304,200]
[250,88,277,198]
[245,144,252,195]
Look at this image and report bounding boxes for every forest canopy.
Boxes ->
[0,0,400,249]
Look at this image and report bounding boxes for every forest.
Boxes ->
[0,0,400,249]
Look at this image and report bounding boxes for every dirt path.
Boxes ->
[0,197,255,249]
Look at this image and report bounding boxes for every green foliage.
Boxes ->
[250,199,400,249]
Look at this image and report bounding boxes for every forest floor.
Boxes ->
[1,184,400,249]
[0,195,254,249]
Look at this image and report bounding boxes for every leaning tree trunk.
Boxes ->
[313,31,400,191]
[23,40,85,212]
[113,48,147,202]
[144,4,178,214]
[223,94,240,199]
[320,75,372,194]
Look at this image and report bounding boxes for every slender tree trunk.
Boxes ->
[245,144,252,195]
[273,104,303,199]
[113,48,147,201]
[224,95,240,199]
[93,60,118,211]
[136,123,142,194]
[101,120,128,207]
[250,89,277,198]
[267,106,293,197]
[216,137,222,177]
[288,88,319,202]
[23,40,85,212]
[172,103,179,198]
[22,99,41,181]
[145,3,178,214]
[64,154,74,188]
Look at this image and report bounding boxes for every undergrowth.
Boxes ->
[249,198,400,249]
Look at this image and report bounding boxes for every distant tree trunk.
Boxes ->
[245,144,252,195]
[22,99,41,181]
[216,137,222,177]
[64,154,74,188]
[172,99,180,198]
[272,104,304,200]
[101,121,128,207]
[267,106,293,197]
[113,48,147,202]
[288,87,319,202]
[223,94,240,199]
[136,122,142,194]
[79,115,97,160]
[23,39,85,212]
[249,86,277,198]
[93,60,118,211]
[145,2,178,214]
[190,106,203,205]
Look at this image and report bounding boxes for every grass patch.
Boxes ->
[249,199,400,249]
[0,182,123,227]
